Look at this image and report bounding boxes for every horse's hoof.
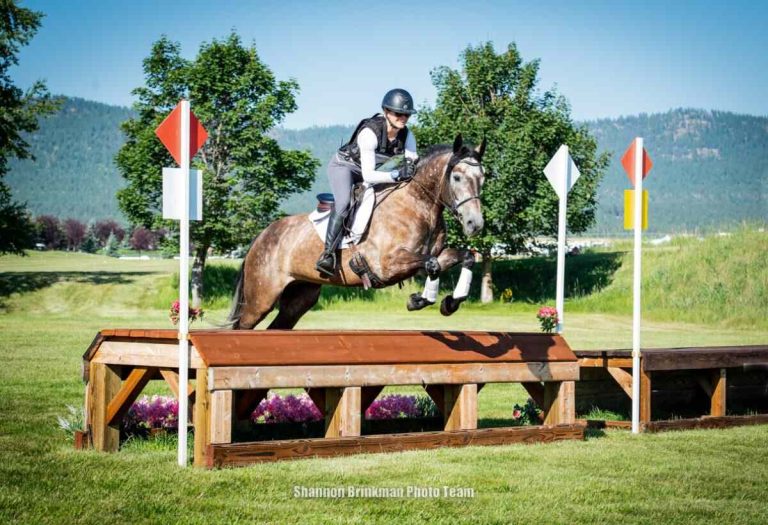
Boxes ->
[407,293,434,311]
[440,294,466,316]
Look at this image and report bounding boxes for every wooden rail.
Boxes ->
[575,346,768,431]
[79,329,583,466]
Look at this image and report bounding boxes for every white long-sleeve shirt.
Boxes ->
[357,127,418,184]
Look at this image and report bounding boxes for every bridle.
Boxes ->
[409,152,483,220]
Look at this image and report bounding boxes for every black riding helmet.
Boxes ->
[381,88,417,115]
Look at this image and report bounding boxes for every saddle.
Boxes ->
[308,184,376,249]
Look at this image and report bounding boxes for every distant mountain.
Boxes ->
[6,98,767,233]
[7,97,134,222]
[585,109,768,233]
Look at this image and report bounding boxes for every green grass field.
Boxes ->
[1,232,767,524]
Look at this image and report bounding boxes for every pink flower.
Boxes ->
[512,409,522,419]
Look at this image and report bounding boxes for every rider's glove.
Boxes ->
[392,158,416,182]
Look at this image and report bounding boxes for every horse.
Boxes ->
[227,134,486,330]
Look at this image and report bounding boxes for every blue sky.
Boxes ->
[11,0,768,129]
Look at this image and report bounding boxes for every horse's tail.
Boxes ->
[225,260,246,329]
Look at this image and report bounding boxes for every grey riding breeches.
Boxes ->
[327,153,362,214]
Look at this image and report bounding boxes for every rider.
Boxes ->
[315,88,419,277]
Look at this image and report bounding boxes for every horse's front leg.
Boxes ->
[405,247,475,315]
[433,248,475,316]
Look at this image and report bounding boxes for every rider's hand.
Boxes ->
[394,158,416,182]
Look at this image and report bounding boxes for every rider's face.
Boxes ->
[384,109,410,130]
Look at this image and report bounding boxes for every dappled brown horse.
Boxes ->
[227,134,486,329]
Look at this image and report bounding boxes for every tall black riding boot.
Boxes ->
[315,209,345,277]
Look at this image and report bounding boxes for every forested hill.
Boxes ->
[6,98,767,233]
[7,97,133,221]
[586,109,768,233]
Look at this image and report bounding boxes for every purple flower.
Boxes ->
[123,395,179,434]
[251,393,322,424]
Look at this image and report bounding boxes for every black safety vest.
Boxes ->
[338,114,409,166]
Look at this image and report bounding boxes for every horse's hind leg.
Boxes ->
[236,279,287,329]
[267,281,322,330]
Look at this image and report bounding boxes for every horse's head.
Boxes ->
[444,134,486,237]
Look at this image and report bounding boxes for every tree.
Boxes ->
[35,214,63,249]
[63,218,86,251]
[413,42,609,302]
[129,226,154,254]
[102,232,119,257]
[94,219,125,246]
[116,33,318,306]
[0,1,60,254]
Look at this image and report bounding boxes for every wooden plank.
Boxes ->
[190,331,576,367]
[576,419,632,430]
[578,357,634,368]
[325,387,361,438]
[443,384,477,431]
[710,369,727,417]
[209,361,580,390]
[606,367,633,399]
[159,369,196,399]
[210,390,233,444]
[193,367,210,468]
[520,382,545,407]
[642,414,768,433]
[235,389,268,420]
[106,367,155,426]
[92,341,205,369]
[642,346,768,372]
[207,424,585,467]
[90,363,121,452]
[640,369,652,424]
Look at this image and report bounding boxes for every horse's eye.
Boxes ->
[452,175,460,182]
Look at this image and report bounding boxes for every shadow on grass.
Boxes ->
[0,271,149,305]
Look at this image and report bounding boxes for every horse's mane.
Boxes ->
[419,143,479,166]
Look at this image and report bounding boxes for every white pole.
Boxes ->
[178,100,190,465]
[555,145,569,333]
[631,137,644,434]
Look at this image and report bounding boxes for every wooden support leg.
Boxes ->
[424,385,445,414]
[606,367,633,399]
[234,389,269,420]
[710,369,727,417]
[325,387,361,437]
[443,384,478,431]
[520,382,546,408]
[361,386,385,413]
[543,381,575,425]
[193,367,210,468]
[640,369,652,425]
[305,388,326,416]
[160,369,196,421]
[106,367,155,426]
[210,390,233,444]
[90,363,121,452]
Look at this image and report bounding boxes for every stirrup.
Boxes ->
[316,252,336,277]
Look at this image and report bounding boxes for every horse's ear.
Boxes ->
[475,137,487,159]
[452,134,463,154]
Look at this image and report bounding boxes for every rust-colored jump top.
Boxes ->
[86,329,576,367]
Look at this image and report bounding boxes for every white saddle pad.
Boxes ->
[308,185,375,249]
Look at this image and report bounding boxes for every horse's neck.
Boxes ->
[406,153,449,218]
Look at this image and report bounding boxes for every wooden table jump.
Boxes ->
[80,329,583,467]
[575,345,768,431]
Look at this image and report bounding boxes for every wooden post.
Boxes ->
[90,363,121,452]
[710,368,727,417]
[443,384,478,431]
[234,389,268,420]
[639,369,652,425]
[210,390,233,444]
[325,387,361,437]
[304,388,326,416]
[520,382,545,408]
[543,381,575,425]
[193,367,210,468]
